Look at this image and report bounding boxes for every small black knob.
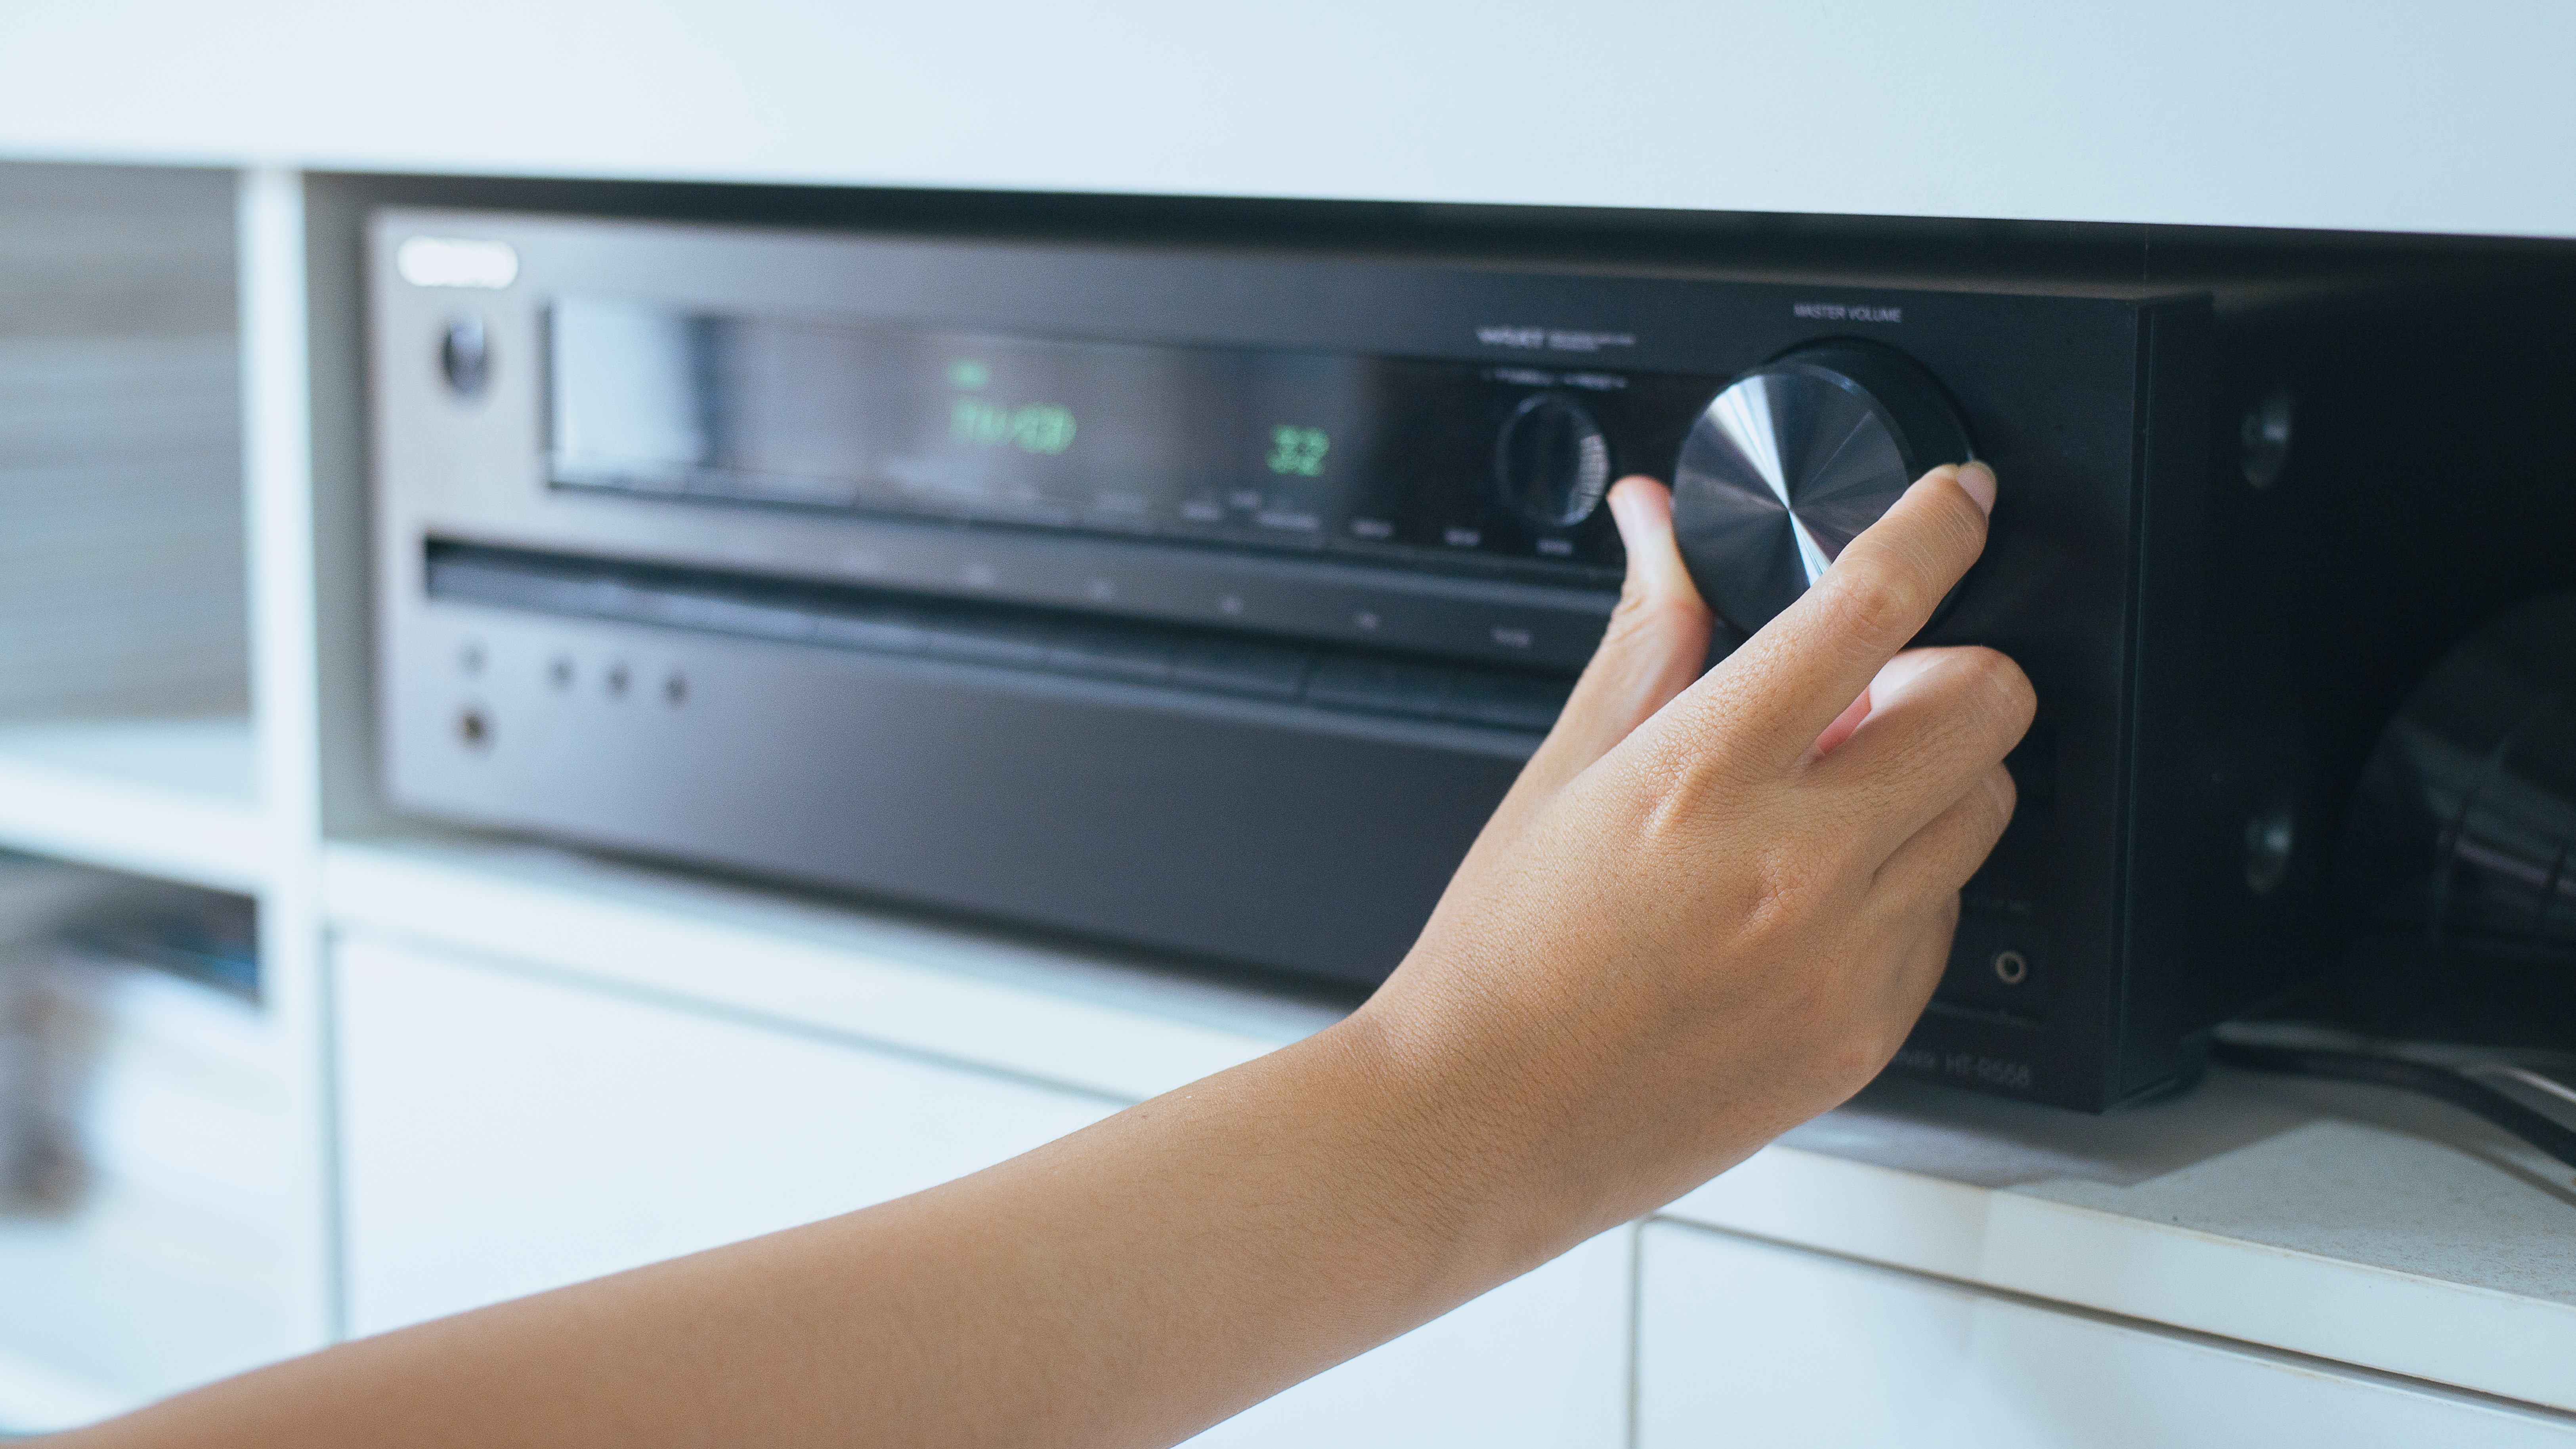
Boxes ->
[1496,393,1613,531]
[1670,341,1973,636]
[440,315,491,397]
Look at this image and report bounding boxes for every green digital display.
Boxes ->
[951,397,1077,455]
[549,295,1642,572]
[1265,425,1330,477]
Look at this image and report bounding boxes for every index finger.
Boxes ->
[1692,461,1994,774]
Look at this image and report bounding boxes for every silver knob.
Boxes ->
[1671,341,1972,636]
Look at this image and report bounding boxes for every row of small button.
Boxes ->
[427,550,1574,734]
[556,469,1626,582]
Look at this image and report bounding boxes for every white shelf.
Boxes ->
[4,6,2576,238]
[0,716,269,893]
[320,834,1345,1105]
[1668,1068,2576,1414]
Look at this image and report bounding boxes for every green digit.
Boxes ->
[952,397,1006,445]
[1014,404,1076,455]
[1266,426,1329,477]
[1300,429,1329,475]
[956,399,1074,453]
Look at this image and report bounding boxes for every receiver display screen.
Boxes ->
[548,297,1720,574]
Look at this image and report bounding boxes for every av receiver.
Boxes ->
[370,208,2576,1109]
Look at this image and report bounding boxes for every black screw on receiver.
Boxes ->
[2240,384,2293,489]
[1668,340,1976,636]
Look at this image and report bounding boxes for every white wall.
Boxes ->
[3,1,2572,238]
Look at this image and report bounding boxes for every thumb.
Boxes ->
[1509,476,1715,808]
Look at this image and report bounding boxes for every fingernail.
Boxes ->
[1953,460,1997,517]
[1606,483,1640,531]
[1604,475,1665,544]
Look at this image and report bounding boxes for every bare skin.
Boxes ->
[66,462,2028,1449]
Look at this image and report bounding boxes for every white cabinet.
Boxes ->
[333,933,1627,1447]
[334,933,1118,1335]
[1636,1220,2576,1447]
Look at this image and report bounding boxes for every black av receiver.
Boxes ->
[370,209,2576,1109]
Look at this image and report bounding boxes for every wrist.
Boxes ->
[1306,983,1617,1289]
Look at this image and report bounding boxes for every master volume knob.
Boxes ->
[1671,340,1975,636]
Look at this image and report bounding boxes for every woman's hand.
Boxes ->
[80,462,2030,1449]
[1346,460,2031,1256]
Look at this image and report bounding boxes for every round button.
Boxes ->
[1670,341,1974,636]
[440,315,491,397]
[1992,949,2030,986]
[1496,393,1613,531]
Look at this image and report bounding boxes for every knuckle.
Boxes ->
[1613,589,1696,639]
[1820,565,1923,646]
[1739,846,1830,936]
[1605,579,1706,652]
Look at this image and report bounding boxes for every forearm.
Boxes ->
[73,1012,1561,1449]
[833,1013,1563,1445]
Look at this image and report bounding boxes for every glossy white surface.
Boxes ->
[4,4,2575,238]
[334,930,1120,1333]
[322,834,1345,1103]
[333,932,1629,1448]
[1665,1071,2576,1412]
[1637,1222,2576,1446]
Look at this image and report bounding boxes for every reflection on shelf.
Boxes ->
[0,718,266,892]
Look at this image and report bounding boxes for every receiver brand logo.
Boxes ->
[397,236,520,290]
[1475,325,1639,353]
